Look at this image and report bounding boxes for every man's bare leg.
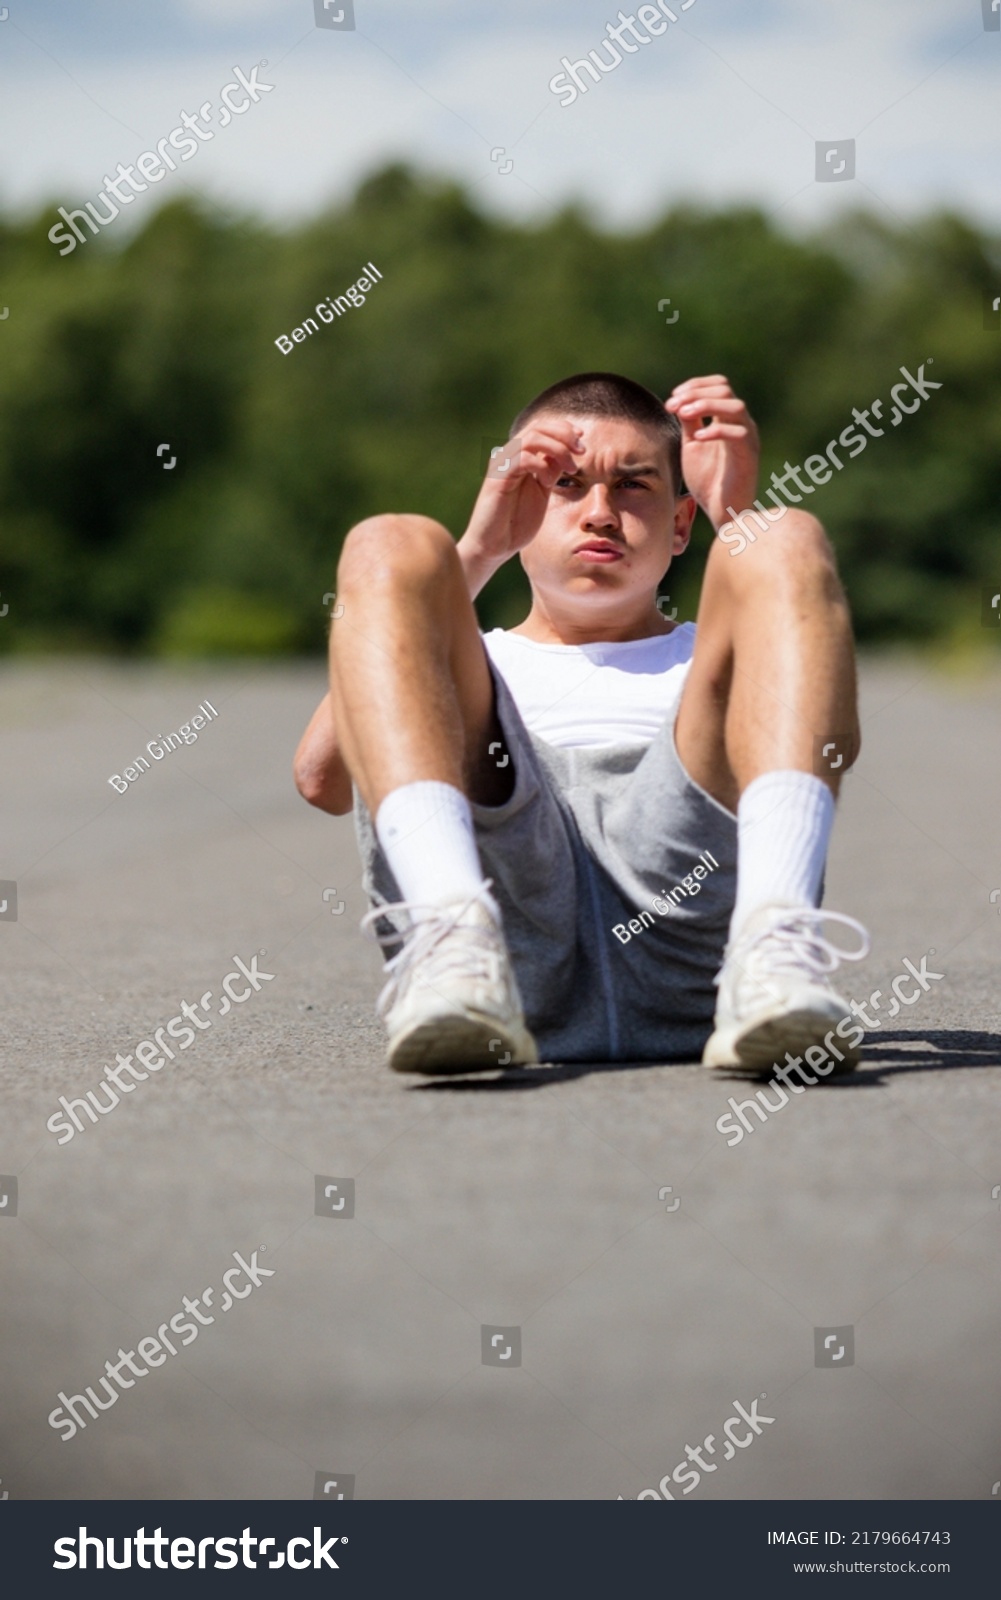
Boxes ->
[675,511,869,1074]
[321,512,536,1074]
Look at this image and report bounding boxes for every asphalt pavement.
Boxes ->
[1,656,999,1501]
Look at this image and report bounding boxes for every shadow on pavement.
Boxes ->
[409,1028,1001,1092]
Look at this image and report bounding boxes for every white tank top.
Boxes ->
[482,624,695,749]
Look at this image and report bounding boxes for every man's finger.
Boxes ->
[690,423,751,441]
[516,424,585,457]
[487,434,576,478]
[487,422,582,475]
[490,443,573,488]
[678,397,747,418]
[514,418,584,442]
[669,375,732,399]
[671,373,731,387]
[525,444,579,477]
[668,389,735,413]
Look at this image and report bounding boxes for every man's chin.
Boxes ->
[544,574,656,612]
[562,570,630,595]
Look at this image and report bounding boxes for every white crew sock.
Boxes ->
[730,770,835,940]
[375,781,489,918]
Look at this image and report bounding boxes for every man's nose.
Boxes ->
[581,486,619,528]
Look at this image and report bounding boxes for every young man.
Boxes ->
[294,372,870,1075]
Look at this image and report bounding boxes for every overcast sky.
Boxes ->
[1,0,999,236]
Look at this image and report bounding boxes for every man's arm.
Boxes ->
[665,375,760,531]
[455,538,504,601]
[293,692,354,816]
[456,419,584,595]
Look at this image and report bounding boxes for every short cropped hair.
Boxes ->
[510,372,685,494]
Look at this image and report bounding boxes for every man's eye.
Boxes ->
[555,475,579,488]
[620,478,649,489]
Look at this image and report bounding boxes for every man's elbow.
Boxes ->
[293,756,353,816]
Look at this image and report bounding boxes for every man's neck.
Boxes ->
[511,599,675,647]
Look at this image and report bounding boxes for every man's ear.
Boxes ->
[672,492,696,555]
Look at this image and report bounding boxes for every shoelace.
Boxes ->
[726,908,871,1002]
[360,881,502,1018]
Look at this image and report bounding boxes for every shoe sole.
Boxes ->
[703,1007,859,1079]
[388,1011,539,1076]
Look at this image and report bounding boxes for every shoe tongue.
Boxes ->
[448,898,498,931]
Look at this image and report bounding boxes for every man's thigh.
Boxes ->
[673,625,737,812]
[672,531,758,811]
[453,625,514,808]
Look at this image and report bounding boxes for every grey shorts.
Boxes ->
[354,662,738,1063]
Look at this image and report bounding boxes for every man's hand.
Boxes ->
[666,376,760,532]
[457,420,584,597]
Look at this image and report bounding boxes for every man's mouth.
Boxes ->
[573,540,625,564]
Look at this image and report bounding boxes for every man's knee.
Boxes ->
[338,513,457,593]
[717,512,843,597]
[292,755,328,811]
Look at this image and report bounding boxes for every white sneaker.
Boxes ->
[702,903,871,1076]
[361,882,539,1075]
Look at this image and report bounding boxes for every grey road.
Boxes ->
[1,657,999,1501]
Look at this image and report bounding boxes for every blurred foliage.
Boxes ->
[0,166,998,655]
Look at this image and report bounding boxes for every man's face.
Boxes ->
[518,412,694,614]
